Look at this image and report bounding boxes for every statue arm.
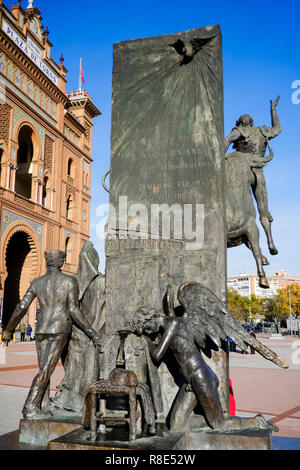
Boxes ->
[224,128,240,153]
[270,102,282,136]
[146,319,179,362]
[4,285,36,335]
[261,97,282,139]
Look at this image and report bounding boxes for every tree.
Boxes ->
[246,295,264,322]
[262,283,300,322]
[228,290,264,324]
[262,297,278,321]
[228,289,250,323]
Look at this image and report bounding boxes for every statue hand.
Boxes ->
[271,96,280,109]
[1,331,12,347]
[92,334,103,351]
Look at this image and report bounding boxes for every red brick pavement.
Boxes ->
[0,342,64,391]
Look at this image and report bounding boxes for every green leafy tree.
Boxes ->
[243,295,263,322]
[228,289,250,323]
[262,283,300,322]
[262,298,278,321]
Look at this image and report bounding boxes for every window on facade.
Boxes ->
[66,194,74,220]
[42,176,49,208]
[15,126,34,199]
[67,159,74,178]
[65,237,72,264]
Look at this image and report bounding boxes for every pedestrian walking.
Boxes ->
[20,323,26,342]
[250,332,257,355]
[26,325,33,342]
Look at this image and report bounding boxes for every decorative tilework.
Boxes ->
[21,75,27,93]
[1,78,56,127]
[28,82,34,99]
[0,54,5,73]
[7,62,13,80]
[1,209,43,244]
[64,229,75,241]
[35,87,40,105]
[41,93,45,110]
[15,69,21,88]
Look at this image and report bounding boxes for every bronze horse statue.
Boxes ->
[225,145,274,288]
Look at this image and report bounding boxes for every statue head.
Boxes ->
[44,250,66,269]
[236,114,254,128]
[132,307,163,336]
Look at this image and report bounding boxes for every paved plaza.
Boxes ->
[0,334,300,449]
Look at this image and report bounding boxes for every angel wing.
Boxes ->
[177,282,289,369]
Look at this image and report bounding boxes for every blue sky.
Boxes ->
[19,0,300,276]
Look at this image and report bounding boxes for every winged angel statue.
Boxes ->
[132,282,288,433]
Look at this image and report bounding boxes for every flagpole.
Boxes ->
[79,57,82,92]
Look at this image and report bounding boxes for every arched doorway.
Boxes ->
[2,231,38,328]
[15,126,34,199]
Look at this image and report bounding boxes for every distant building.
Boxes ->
[228,271,300,299]
[0,1,101,328]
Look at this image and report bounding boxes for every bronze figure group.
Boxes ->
[1,96,286,444]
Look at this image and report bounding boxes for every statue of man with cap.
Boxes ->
[1,250,102,420]
[53,242,106,412]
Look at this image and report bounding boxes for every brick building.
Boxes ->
[228,271,300,299]
[0,1,101,328]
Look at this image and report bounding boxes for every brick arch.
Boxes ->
[1,222,42,327]
[13,119,42,165]
[1,221,42,283]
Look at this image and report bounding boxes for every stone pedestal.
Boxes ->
[173,428,273,450]
[47,426,273,451]
[19,417,81,446]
